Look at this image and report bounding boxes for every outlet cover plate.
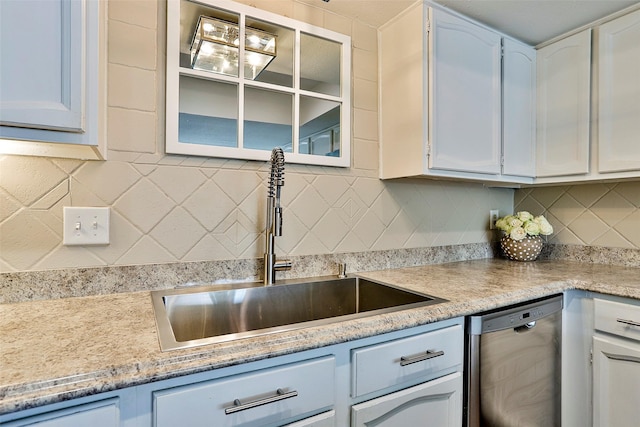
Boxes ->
[63,207,110,245]
[490,209,499,229]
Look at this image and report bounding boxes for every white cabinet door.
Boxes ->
[598,9,640,173]
[430,9,502,175]
[0,0,103,158]
[351,372,462,427]
[0,0,83,132]
[503,39,536,177]
[593,336,640,427]
[536,30,591,177]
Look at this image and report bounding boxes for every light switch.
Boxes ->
[63,207,110,245]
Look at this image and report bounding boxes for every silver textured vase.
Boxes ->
[500,235,543,261]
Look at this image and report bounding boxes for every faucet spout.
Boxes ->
[264,148,291,285]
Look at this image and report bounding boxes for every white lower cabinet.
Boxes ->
[592,336,640,426]
[147,318,464,427]
[0,318,464,427]
[593,298,640,427]
[351,372,462,427]
[350,323,463,427]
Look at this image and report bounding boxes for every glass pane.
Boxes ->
[299,96,341,157]
[300,33,341,96]
[246,17,294,87]
[179,76,238,147]
[244,87,292,152]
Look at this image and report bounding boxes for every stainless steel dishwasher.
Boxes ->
[464,294,563,427]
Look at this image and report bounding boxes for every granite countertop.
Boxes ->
[2,258,640,414]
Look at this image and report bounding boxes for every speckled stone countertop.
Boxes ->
[2,259,639,415]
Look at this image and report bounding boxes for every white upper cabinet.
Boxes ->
[0,0,104,160]
[429,9,502,175]
[534,6,640,184]
[597,8,640,174]
[536,30,592,178]
[379,3,535,185]
[503,38,537,178]
[165,0,351,167]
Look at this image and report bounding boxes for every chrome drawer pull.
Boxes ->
[616,318,640,328]
[224,388,298,415]
[603,352,640,364]
[400,350,444,366]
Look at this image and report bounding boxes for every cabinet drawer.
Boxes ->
[595,299,640,342]
[4,398,119,427]
[154,356,335,427]
[351,324,463,397]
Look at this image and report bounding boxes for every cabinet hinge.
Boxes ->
[426,143,431,157]
[426,19,431,34]
[500,155,505,166]
[590,347,593,365]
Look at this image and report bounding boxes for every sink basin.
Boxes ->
[151,276,445,351]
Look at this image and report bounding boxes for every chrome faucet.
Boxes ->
[264,147,291,285]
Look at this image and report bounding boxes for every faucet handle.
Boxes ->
[337,262,347,278]
[275,207,283,236]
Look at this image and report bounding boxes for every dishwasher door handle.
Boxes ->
[400,350,444,366]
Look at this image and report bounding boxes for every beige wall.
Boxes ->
[1,0,513,273]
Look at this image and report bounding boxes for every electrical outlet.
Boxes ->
[489,209,499,229]
[63,207,110,245]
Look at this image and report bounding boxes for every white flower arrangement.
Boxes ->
[495,211,553,241]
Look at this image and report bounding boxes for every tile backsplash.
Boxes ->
[0,0,512,273]
[515,183,639,250]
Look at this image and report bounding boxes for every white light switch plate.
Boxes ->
[63,207,110,245]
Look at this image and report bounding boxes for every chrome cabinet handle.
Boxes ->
[224,388,298,415]
[603,352,640,364]
[616,318,640,328]
[400,350,444,366]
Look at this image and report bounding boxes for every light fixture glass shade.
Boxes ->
[190,15,276,80]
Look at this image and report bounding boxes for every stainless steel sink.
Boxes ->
[151,276,445,351]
